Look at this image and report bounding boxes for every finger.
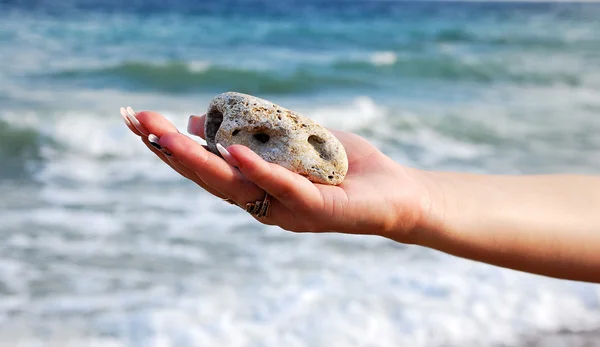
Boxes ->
[225,144,323,210]
[166,157,228,199]
[133,110,179,137]
[141,138,227,199]
[187,114,206,139]
[142,137,189,180]
[157,132,265,205]
[120,106,150,136]
[119,107,144,137]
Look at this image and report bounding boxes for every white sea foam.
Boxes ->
[370,51,397,66]
[0,238,598,347]
[187,60,212,73]
[301,96,384,131]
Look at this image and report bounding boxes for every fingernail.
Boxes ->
[187,114,204,135]
[125,106,149,136]
[217,143,240,167]
[120,107,133,126]
[148,134,172,157]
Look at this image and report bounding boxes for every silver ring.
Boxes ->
[245,192,271,218]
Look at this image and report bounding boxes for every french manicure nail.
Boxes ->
[148,134,161,147]
[120,107,132,126]
[217,143,240,167]
[126,106,135,117]
[125,106,149,136]
[148,134,172,156]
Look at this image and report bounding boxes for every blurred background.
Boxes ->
[1,0,600,346]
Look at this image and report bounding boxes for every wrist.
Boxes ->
[398,168,451,246]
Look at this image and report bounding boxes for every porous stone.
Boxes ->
[204,92,348,185]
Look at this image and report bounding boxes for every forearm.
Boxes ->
[412,172,600,283]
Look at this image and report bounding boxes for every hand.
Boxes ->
[120,108,432,241]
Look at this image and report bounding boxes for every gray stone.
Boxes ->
[204,92,348,185]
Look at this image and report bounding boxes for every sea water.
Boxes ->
[1,0,600,346]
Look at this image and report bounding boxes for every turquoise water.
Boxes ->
[1,1,600,346]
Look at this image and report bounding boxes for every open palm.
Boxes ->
[124,110,428,240]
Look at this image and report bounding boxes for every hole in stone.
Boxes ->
[205,107,223,148]
[308,135,331,160]
[232,129,240,136]
[253,133,270,144]
[328,175,334,179]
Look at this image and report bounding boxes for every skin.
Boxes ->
[123,110,600,284]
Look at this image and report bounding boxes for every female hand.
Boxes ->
[120,108,432,242]
[120,107,600,282]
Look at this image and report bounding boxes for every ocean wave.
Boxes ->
[0,110,170,183]
[49,61,371,95]
[334,54,583,86]
[418,27,600,50]
[432,28,475,43]
[45,54,585,96]
[0,119,47,179]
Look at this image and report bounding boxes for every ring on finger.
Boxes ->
[245,192,271,219]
